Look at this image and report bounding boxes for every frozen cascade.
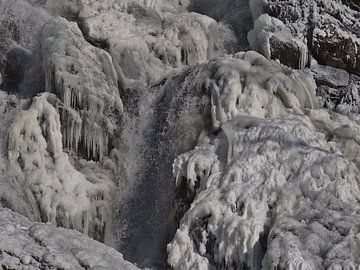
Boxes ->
[7,93,116,244]
[79,3,237,89]
[114,69,212,268]
[41,17,123,161]
[2,0,360,269]
[0,91,34,218]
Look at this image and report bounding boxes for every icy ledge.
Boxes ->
[168,52,360,269]
[7,93,116,244]
[0,207,138,270]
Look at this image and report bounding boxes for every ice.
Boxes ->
[206,51,317,129]
[248,14,309,69]
[80,5,236,89]
[41,17,123,161]
[7,93,116,244]
[1,0,360,269]
[168,53,360,269]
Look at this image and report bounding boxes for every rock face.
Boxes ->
[0,207,138,270]
[252,0,360,75]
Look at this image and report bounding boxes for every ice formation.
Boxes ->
[0,91,34,218]
[41,17,123,161]
[168,52,360,269]
[77,0,236,89]
[248,14,309,69]
[7,93,116,244]
[0,207,138,270]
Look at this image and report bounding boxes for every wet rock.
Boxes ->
[312,64,350,88]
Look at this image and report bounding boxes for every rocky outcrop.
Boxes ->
[0,207,138,270]
[253,0,360,75]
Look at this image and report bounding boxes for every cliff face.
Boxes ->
[1,0,360,269]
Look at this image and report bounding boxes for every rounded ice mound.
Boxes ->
[205,51,317,129]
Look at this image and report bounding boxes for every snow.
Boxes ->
[0,207,139,270]
[7,93,116,245]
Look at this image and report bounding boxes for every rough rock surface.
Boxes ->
[0,207,138,270]
[252,0,360,75]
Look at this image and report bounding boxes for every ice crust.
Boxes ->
[0,207,138,270]
[7,93,116,244]
[168,52,360,269]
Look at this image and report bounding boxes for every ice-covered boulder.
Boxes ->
[168,53,360,269]
[7,93,116,244]
[41,17,123,161]
[0,207,138,270]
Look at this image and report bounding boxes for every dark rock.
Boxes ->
[312,64,350,88]
[260,0,360,75]
[269,34,307,69]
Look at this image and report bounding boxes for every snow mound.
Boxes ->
[168,53,360,269]
[41,17,123,161]
[7,93,116,244]
[0,207,138,270]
